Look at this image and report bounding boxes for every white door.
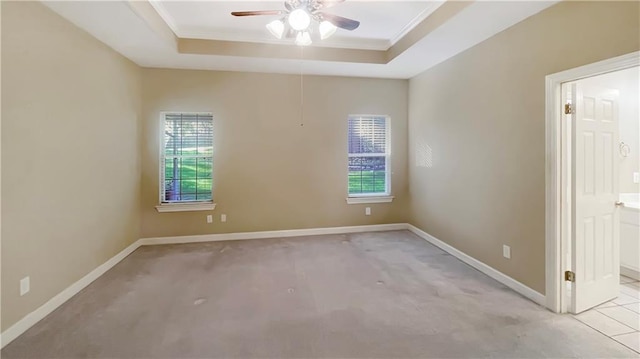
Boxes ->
[571,82,620,314]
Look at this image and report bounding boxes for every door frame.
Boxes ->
[545,51,639,313]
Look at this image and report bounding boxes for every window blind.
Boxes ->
[161,113,213,203]
[348,116,387,154]
[348,116,390,195]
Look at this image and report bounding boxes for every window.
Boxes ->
[348,115,391,199]
[158,113,214,211]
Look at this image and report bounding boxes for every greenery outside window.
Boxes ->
[157,112,214,211]
[348,115,391,197]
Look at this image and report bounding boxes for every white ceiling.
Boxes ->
[150,1,441,50]
[42,1,558,79]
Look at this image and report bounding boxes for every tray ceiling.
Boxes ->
[150,1,441,50]
[42,1,558,79]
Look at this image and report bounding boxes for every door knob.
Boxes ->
[615,201,625,207]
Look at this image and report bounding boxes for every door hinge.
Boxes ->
[564,103,574,115]
[565,271,575,282]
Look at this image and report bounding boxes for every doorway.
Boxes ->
[545,52,640,315]
[562,66,639,314]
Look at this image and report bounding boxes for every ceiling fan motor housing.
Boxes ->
[231,0,358,45]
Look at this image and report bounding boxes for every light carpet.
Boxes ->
[2,230,636,358]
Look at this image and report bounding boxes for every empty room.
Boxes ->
[1,0,639,357]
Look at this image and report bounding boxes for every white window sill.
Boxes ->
[155,202,217,213]
[346,196,394,204]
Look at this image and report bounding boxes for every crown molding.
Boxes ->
[387,1,445,49]
[132,0,468,65]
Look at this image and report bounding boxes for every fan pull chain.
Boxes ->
[300,46,304,127]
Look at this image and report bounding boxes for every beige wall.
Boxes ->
[407,1,639,294]
[141,69,408,238]
[3,0,635,335]
[1,1,141,331]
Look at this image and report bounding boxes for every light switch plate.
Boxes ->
[221,214,227,222]
[365,207,371,216]
[206,215,213,223]
[633,172,640,184]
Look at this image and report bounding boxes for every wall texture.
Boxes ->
[2,0,636,336]
[1,1,141,331]
[141,70,408,238]
[408,1,639,294]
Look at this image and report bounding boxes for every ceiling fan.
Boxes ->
[231,0,360,46]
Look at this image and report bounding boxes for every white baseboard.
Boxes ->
[0,223,404,348]
[0,240,142,348]
[2,222,548,349]
[139,223,407,246]
[406,224,546,306]
[621,266,640,281]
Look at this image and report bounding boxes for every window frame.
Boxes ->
[156,112,216,212]
[347,114,393,201]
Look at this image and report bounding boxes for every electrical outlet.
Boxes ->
[365,207,371,216]
[503,245,511,259]
[634,172,640,184]
[206,215,213,224]
[221,214,227,223]
[20,277,30,296]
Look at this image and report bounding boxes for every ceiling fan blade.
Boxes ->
[231,10,284,17]
[316,0,346,9]
[320,13,359,30]
[284,1,293,11]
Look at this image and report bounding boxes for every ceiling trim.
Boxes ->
[146,0,449,52]
[388,0,472,62]
[127,0,177,49]
[147,0,180,37]
[178,38,387,64]
[387,1,445,49]
[176,29,390,51]
[131,0,470,65]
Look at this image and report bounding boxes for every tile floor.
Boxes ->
[575,275,640,354]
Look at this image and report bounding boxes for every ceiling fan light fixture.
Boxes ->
[288,9,311,31]
[319,21,337,40]
[266,19,285,39]
[231,1,359,46]
[295,31,312,46]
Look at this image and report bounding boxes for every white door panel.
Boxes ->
[571,83,620,314]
